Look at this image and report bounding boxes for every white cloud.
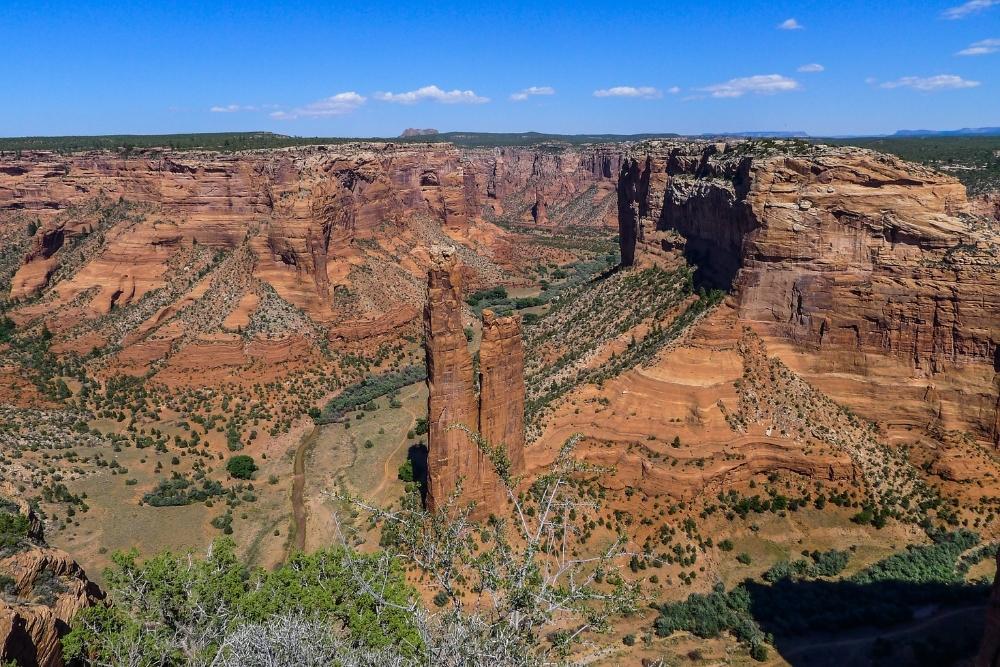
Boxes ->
[778,18,804,30]
[210,104,256,113]
[797,63,825,73]
[943,0,999,19]
[510,86,555,101]
[879,75,981,91]
[593,86,662,99]
[374,85,489,104]
[667,86,682,94]
[269,92,366,120]
[957,38,1000,55]
[700,74,801,98]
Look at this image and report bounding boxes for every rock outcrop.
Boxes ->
[618,141,1000,445]
[424,247,525,514]
[424,246,482,512]
[1,485,104,667]
[479,309,526,477]
[465,146,622,227]
[400,128,439,138]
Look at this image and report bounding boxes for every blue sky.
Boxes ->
[4,0,999,137]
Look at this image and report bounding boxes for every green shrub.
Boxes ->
[654,584,770,662]
[62,539,422,663]
[226,455,257,480]
[142,474,226,507]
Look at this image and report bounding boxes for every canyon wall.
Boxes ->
[2,144,478,312]
[0,144,618,372]
[463,146,622,226]
[618,141,1000,444]
[424,247,525,514]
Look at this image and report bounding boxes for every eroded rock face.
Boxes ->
[1,485,104,667]
[424,246,482,512]
[464,146,622,227]
[618,141,1000,444]
[424,249,526,514]
[2,144,479,309]
[479,309,526,477]
[0,143,621,385]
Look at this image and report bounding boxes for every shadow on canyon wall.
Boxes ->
[744,578,988,666]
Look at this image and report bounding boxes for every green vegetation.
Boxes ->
[62,539,421,664]
[142,473,226,507]
[465,286,507,307]
[0,131,682,155]
[654,584,770,661]
[0,506,31,553]
[763,549,850,582]
[850,529,980,585]
[226,455,257,480]
[656,530,990,658]
[318,365,425,423]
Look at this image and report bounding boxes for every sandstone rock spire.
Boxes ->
[424,246,480,512]
[423,247,526,515]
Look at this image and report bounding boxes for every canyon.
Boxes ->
[1,137,999,664]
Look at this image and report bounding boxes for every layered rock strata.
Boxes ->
[479,309,527,476]
[618,141,1000,444]
[424,247,525,514]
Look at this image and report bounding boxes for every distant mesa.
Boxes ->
[400,128,439,138]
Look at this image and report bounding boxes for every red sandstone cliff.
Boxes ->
[0,144,618,386]
[463,145,622,227]
[617,141,1000,446]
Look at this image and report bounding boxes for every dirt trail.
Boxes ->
[369,401,419,501]
[286,382,424,558]
[290,425,319,554]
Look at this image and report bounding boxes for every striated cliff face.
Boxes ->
[479,309,526,477]
[424,248,526,514]
[464,146,622,227]
[0,143,620,385]
[1,484,104,667]
[618,141,1000,444]
[424,246,482,512]
[2,144,477,309]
